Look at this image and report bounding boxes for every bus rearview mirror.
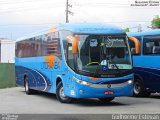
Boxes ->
[128,36,140,54]
[72,37,78,54]
[67,36,78,54]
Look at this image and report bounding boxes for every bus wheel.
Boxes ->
[133,79,151,97]
[24,77,33,95]
[56,82,72,103]
[133,78,143,97]
[98,97,115,102]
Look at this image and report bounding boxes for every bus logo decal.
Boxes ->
[107,84,111,88]
[45,55,56,68]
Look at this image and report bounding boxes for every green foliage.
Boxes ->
[125,27,130,32]
[151,15,160,29]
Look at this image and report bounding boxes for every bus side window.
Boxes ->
[144,41,154,54]
[35,36,42,56]
[143,36,160,55]
[16,41,24,58]
[46,32,62,59]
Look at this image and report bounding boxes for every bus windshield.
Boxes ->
[62,32,132,77]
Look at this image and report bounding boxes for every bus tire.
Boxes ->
[133,78,151,97]
[56,81,72,103]
[98,97,115,102]
[24,77,33,95]
[133,78,143,97]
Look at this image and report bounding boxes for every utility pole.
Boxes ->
[138,24,142,32]
[66,0,73,23]
[66,0,69,23]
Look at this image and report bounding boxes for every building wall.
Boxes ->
[0,39,15,63]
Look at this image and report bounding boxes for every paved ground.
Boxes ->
[0,87,160,114]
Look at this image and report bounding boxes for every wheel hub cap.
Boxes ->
[59,87,67,100]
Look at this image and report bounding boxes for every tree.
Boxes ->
[125,27,130,32]
[151,15,160,29]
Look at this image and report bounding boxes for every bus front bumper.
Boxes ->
[72,79,134,98]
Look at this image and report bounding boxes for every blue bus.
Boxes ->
[16,23,134,103]
[128,30,160,97]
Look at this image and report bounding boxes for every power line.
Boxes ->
[0,5,58,11]
[75,5,160,9]
[72,2,160,9]
[0,23,62,28]
[0,2,159,14]
[73,2,130,6]
[0,6,63,14]
[0,23,54,27]
[0,0,53,4]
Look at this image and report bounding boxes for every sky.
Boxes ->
[0,0,160,40]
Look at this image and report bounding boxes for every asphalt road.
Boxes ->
[0,87,160,114]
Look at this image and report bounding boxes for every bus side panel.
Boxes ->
[133,56,151,90]
[15,57,53,92]
[133,56,160,92]
[139,55,160,92]
[34,56,67,94]
[15,66,37,89]
[15,66,25,87]
[63,69,77,98]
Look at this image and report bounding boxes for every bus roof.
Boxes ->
[127,29,160,37]
[17,23,125,41]
[58,23,125,34]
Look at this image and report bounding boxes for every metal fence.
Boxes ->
[0,63,16,88]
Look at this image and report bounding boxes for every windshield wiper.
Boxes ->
[108,56,122,76]
[93,37,123,77]
[104,38,122,76]
[93,64,101,77]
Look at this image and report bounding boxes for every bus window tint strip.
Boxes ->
[16,32,62,58]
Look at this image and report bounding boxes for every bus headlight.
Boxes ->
[73,77,91,86]
[127,80,133,84]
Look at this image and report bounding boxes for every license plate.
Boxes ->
[104,91,114,95]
